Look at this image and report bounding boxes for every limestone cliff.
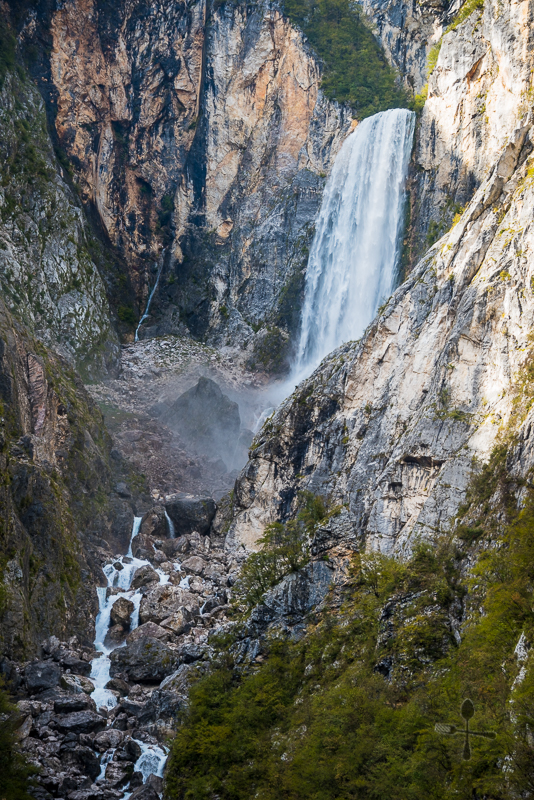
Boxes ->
[230,109,534,551]
[412,0,534,258]
[0,66,120,379]
[20,0,351,361]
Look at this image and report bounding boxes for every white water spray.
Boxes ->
[293,108,415,382]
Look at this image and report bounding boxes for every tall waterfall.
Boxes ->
[293,108,415,381]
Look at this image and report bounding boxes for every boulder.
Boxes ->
[140,506,168,539]
[60,674,95,695]
[160,662,198,694]
[131,533,155,559]
[139,585,200,625]
[164,493,216,537]
[93,729,124,751]
[181,556,206,575]
[178,643,205,664]
[109,638,177,682]
[126,621,169,643]
[55,710,107,734]
[60,655,92,677]
[129,785,159,800]
[160,607,192,635]
[130,564,160,590]
[25,661,61,693]
[110,597,135,629]
[104,677,130,697]
[160,536,189,558]
[116,738,142,762]
[53,695,94,714]
[161,376,240,464]
[105,761,132,788]
[105,624,127,645]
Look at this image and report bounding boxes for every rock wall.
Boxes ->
[22,0,351,355]
[411,0,534,258]
[0,299,146,659]
[0,67,119,379]
[230,110,534,552]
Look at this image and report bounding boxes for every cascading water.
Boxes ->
[89,517,169,792]
[292,108,415,382]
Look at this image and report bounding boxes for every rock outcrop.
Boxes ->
[411,0,534,259]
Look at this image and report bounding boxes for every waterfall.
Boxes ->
[134,249,166,343]
[293,108,415,381]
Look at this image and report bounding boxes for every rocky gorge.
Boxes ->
[2,0,534,798]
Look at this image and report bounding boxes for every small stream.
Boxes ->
[89,517,171,793]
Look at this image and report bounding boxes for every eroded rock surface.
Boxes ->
[230,113,534,555]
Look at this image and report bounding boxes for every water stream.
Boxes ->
[134,251,166,343]
[292,108,415,382]
[89,517,169,791]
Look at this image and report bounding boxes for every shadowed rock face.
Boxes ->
[161,377,240,465]
[17,0,351,348]
[0,298,147,659]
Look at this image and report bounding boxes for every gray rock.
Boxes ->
[55,710,107,734]
[110,597,135,629]
[181,556,206,575]
[104,678,130,697]
[160,537,189,558]
[109,638,177,682]
[130,565,160,590]
[162,378,240,464]
[25,661,61,693]
[53,695,94,714]
[164,493,216,537]
[159,608,192,635]
[139,585,200,625]
[126,622,170,644]
[129,785,159,800]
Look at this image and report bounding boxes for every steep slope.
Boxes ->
[230,109,534,550]
[0,65,120,379]
[411,0,534,258]
[0,299,147,660]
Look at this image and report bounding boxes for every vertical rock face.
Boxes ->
[37,0,351,347]
[412,0,534,257]
[0,69,119,378]
[230,111,534,552]
[0,299,141,658]
[358,0,447,95]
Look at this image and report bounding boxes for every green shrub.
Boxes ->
[233,492,338,612]
[0,17,16,88]
[117,305,136,326]
[0,682,36,800]
[282,0,409,119]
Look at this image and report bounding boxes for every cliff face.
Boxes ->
[0,299,144,659]
[230,105,534,551]
[411,0,534,258]
[31,0,351,355]
[0,68,119,379]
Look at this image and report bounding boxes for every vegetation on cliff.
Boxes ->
[166,435,534,799]
[0,682,35,800]
[283,0,409,119]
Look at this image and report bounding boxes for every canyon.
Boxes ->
[2,0,534,798]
